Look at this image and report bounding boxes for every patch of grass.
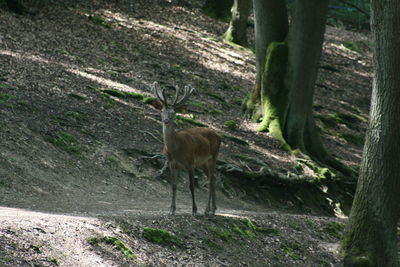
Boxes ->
[340,133,365,146]
[0,82,11,89]
[56,49,72,56]
[289,222,302,231]
[222,134,249,146]
[176,115,207,127]
[315,112,363,129]
[105,156,119,169]
[257,227,280,235]
[305,218,316,228]
[69,93,86,100]
[88,15,112,28]
[102,88,126,98]
[204,92,226,103]
[29,244,42,254]
[87,236,136,260]
[65,111,88,122]
[324,221,345,239]
[233,219,257,238]
[49,257,60,266]
[342,41,362,53]
[281,240,305,260]
[224,120,237,130]
[209,108,223,114]
[48,131,81,154]
[101,93,115,108]
[101,89,157,106]
[0,93,14,106]
[143,227,180,247]
[208,226,234,242]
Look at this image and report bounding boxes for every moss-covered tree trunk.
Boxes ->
[244,0,288,119]
[244,0,350,172]
[203,0,233,21]
[341,1,400,266]
[223,0,252,46]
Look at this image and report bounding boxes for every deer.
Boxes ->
[151,82,221,216]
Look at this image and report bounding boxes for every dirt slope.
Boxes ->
[0,0,372,266]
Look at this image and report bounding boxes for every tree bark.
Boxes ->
[342,1,400,266]
[223,0,252,46]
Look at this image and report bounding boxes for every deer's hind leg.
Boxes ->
[203,161,216,215]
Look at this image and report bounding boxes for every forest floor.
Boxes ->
[0,0,373,266]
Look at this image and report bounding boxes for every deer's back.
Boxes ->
[164,127,221,169]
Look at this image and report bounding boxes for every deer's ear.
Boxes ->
[150,100,163,110]
[175,104,188,113]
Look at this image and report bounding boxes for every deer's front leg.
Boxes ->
[188,168,197,216]
[170,167,177,215]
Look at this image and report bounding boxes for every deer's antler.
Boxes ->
[152,82,168,106]
[172,84,194,107]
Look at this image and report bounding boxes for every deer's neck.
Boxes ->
[163,123,179,153]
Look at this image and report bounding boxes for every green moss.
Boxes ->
[205,92,226,103]
[297,159,336,180]
[102,88,127,98]
[281,240,304,260]
[176,115,207,127]
[233,219,257,238]
[143,227,179,247]
[324,222,345,239]
[49,257,60,266]
[48,131,81,154]
[142,96,157,105]
[316,112,364,129]
[88,236,136,260]
[29,244,42,254]
[0,83,11,89]
[101,93,115,108]
[65,111,88,122]
[68,93,86,100]
[342,41,362,53]
[209,108,223,114]
[221,134,249,146]
[88,15,112,28]
[208,226,234,242]
[224,120,237,130]
[340,133,365,146]
[0,93,14,105]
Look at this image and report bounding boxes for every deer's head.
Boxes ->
[151,82,194,125]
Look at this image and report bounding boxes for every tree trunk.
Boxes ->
[223,0,252,46]
[203,0,233,21]
[244,0,288,119]
[248,0,337,163]
[282,0,329,160]
[341,1,400,266]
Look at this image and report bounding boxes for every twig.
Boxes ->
[140,130,162,143]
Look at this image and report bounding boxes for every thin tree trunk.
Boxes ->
[223,0,252,46]
[342,1,400,266]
